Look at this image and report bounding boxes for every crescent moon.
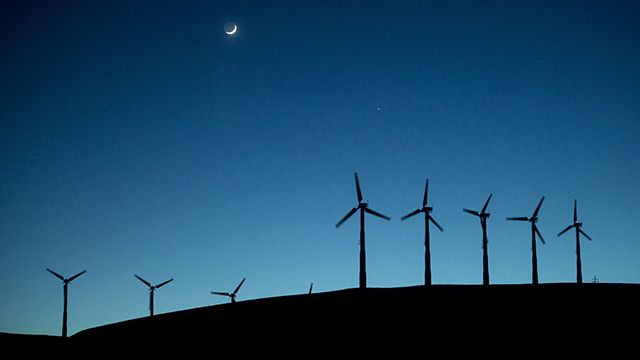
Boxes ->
[225,24,237,35]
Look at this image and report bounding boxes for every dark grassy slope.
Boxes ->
[2,284,637,354]
[0,332,66,348]
[70,283,639,353]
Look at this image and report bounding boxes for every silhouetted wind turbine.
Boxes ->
[46,268,86,337]
[401,179,444,286]
[463,194,493,285]
[336,173,391,289]
[557,200,592,284]
[134,274,173,316]
[506,196,546,285]
[308,282,313,294]
[211,278,246,303]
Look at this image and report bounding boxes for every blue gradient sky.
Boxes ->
[1,0,639,335]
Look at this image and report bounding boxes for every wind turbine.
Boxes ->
[134,274,173,316]
[46,268,86,337]
[463,194,493,285]
[401,179,444,286]
[211,278,246,303]
[308,283,313,294]
[557,200,592,284]
[506,196,546,285]
[336,172,391,289]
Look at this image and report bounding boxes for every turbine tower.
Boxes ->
[336,173,391,289]
[135,274,173,316]
[211,278,246,303]
[46,268,86,337]
[401,179,444,286]
[506,196,546,285]
[557,200,592,284]
[463,194,493,285]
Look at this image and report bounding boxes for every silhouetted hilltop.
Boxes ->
[4,284,639,355]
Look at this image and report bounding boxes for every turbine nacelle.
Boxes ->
[211,278,246,304]
[400,178,443,231]
[463,193,493,221]
[335,173,391,228]
[557,200,592,241]
[135,275,173,292]
[47,268,86,285]
[506,196,546,248]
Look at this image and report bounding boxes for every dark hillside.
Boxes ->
[74,283,639,354]
[4,284,638,355]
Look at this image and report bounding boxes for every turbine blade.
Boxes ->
[578,228,592,241]
[156,278,173,289]
[46,268,65,281]
[135,274,152,287]
[573,199,577,223]
[423,179,429,207]
[401,209,421,221]
[308,283,313,294]
[233,278,246,295]
[364,207,391,221]
[428,215,444,232]
[463,208,480,216]
[354,173,363,203]
[506,217,529,221]
[211,292,230,296]
[68,270,86,282]
[557,225,573,237]
[481,193,492,214]
[532,196,545,218]
[534,225,545,244]
[336,207,358,228]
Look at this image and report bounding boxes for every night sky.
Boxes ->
[1,0,639,335]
